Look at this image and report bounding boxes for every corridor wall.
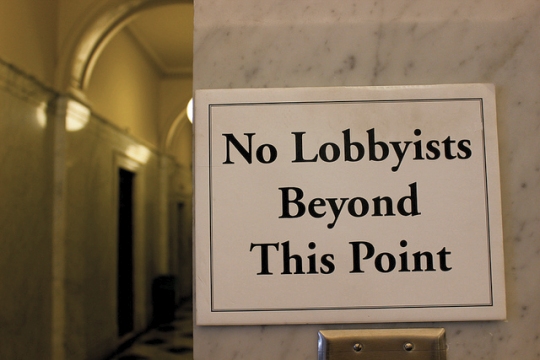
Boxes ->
[193,1,540,358]
[0,59,179,360]
[85,29,160,146]
[0,2,58,359]
[64,110,163,359]
[0,60,55,360]
[0,0,57,87]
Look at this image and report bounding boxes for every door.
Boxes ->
[117,168,135,337]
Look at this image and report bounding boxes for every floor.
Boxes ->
[110,300,193,360]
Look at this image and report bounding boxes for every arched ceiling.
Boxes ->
[126,3,193,77]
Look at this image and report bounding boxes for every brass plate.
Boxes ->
[318,328,446,360]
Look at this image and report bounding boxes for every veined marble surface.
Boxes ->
[193,1,540,358]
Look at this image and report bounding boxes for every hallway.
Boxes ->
[0,2,194,359]
[111,300,193,360]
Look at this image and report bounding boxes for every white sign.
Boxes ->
[194,84,506,325]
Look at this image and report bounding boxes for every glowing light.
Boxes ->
[66,100,90,132]
[36,102,47,128]
[126,144,151,164]
[187,98,193,123]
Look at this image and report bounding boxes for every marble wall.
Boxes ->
[0,59,56,360]
[193,1,540,358]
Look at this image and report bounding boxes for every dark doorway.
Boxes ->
[117,168,135,337]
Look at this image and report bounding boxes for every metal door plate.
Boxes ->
[318,328,446,360]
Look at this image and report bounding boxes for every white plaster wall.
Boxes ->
[86,28,161,147]
[0,0,57,86]
[159,77,192,149]
[193,1,540,358]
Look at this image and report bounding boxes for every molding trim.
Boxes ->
[57,0,190,95]
[0,58,56,105]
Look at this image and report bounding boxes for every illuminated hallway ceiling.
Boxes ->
[127,3,193,77]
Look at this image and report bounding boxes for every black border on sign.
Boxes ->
[207,97,493,313]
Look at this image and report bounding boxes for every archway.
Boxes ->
[57,0,185,96]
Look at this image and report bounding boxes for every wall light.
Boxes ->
[126,144,151,164]
[187,97,193,123]
[66,99,90,132]
[36,102,47,128]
